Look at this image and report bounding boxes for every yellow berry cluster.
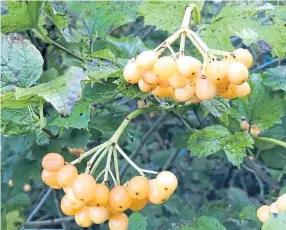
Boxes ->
[257,194,286,223]
[124,48,253,102]
[41,153,178,229]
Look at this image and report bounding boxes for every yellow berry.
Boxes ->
[195,77,217,101]
[23,183,31,192]
[276,194,286,212]
[205,60,228,84]
[152,86,173,98]
[109,186,132,212]
[269,202,279,213]
[123,61,143,84]
[240,120,250,131]
[138,78,156,92]
[86,183,110,207]
[257,205,270,223]
[157,80,170,88]
[227,62,249,85]
[173,84,195,102]
[147,179,169,204]
[57,164,78,188]
[109,213,129,230]
[72,174,97,203]
[136,50,158,70]
[75,207,93,227]
[127,176,149,200]
[169,72,189,88]
[130,197,147,211]
[155,171,178,195]
[230,82,251,98]
[176,56,202,77]
[89,206,110,224]
[153,56,176,80]
[220,88,236,99]
[233,48,253,68]
[142,71,160,85]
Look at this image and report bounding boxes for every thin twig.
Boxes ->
[162,149,180,170]
[52,190,67,230]
[120,113,169,176]
[21,188,52,230]
[143,114,165,149]
[24,217,74,228]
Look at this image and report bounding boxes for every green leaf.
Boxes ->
[139,1,205,34]
[200,3,286,58]
[90,49,116,61]
[200,98,231,118]
[6,210,24,230]
[188,125,254,166]
[44,1,67,31]
[105,36,148,59]
[59,1,140,42]
[86,57,121,81]
[50,101,90,129]
[261,146,286,169]
[1,33,44,94]
[1,1,43,33]
[188,125,230,157]
[240,206,259,222]
[0,92,40,109]
[129,212,148,230]
[15,67,88,116]
[114,78,149,100]
[188,216,226,230]
[231,74,285,130]
[5,193,31,210]
[262,211,286,230]
[226,187,251,209]
[262,66,286,96]
[61,129,91,148]
[1,108,40,135]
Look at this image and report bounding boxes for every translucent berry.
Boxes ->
[123,61,143,84]
[169,72,189,88]
[153,56,176,80]
[277,194,286,212]
[42,153,64,172]
[217,77,230,94]
[176,56,202,77]
[142,71,160,85]
[205,60,228,84]
[220,88,236,99]
[130,197,147,211]
[147,179,169,204]
[269,202,279,213]
[230,82,251,98]
[136,50,158,70]
[195,77,217,101]
[173,84,195,102]
[72,173,96,202]
[106,203,121,216]
[60,194,81,216]
[41,169,62,188]
[156,171,178,195]
[138,78,156,92]
[57,164,78,188]
[227,62,249,85]
[109,213,129,230]
[250,125,261,137]
[240,120,250,131]
[158,80,170,88]
[66,188,85,209]
[23,183,31,192]
[127,176,149,200]
[189,95,201,103]
[86,183,110,207]
[257,205,270,223]
[152,86,173,98]
[110,186,132,212]
[75,207,93,227]
[233,48,253,68]
[89,206,110,224]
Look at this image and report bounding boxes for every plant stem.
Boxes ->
[113,148,120,185]
[34,26,84,62]
[254,136,286,148]
[116,144,145,176]
[90,147,110,175]
[110,106,173,143]
[103,147,113,183]
[39,100,45,129]
[85,145,107,173]
[70,142,108,165]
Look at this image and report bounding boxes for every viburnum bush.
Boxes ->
[1,1,286,230]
